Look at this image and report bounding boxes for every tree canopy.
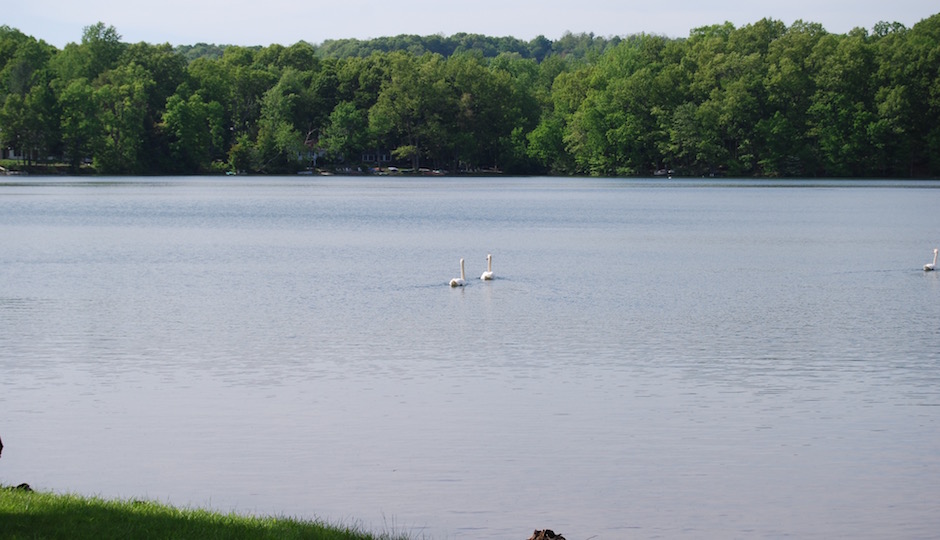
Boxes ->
[1,15,939,177]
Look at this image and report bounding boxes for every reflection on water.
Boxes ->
[1,177,940,539]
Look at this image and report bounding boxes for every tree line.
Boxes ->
[1,15,938,177]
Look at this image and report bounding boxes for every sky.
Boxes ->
[3,0,937,49]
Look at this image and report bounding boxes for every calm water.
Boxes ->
[2,177,939,539]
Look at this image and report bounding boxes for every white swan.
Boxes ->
[450,258,466,287]
[925,248,938,271]
[480,253,494,280]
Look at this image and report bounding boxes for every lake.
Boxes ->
[1,176,939,539]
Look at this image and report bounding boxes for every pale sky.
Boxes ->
[4,0,937,49]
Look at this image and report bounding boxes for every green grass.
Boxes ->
[0,486,410,540]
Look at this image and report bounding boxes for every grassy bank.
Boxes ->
[0,485,409,540]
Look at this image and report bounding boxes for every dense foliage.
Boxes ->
[1,16,938,177]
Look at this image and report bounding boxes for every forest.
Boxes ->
[1,14,939,178]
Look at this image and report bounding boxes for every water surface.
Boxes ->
[2,177,939,539]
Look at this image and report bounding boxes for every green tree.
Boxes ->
[529,67,589,174]
[869,22,914,176]
[51,23,125,82]
[278,41,319,72]
[92,62,153,173]
[163,88,224,172]
[756,21,826,176]
[897,14,940,175]
[808,30,878,176]
[321,100,368,162]
[0,28,55,96]
[487,53,542,172]
[442,53,522,170]
[228,132,254,172]
[59,78,100,170]
[369,52,451,170]
[120,42,188,172]
[561,35,675,175]
[255,70,306,172]
[335,53,389,111]
[0,31,57,164]
[221,46,275,139]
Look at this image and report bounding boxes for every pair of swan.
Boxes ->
[450,254,494,287]
[926,248,938,271]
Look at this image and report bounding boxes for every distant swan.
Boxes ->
[925,248,938,271]
[450,258,467,287]
[481,253,494,280]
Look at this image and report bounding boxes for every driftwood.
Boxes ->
[527,530,566,540]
